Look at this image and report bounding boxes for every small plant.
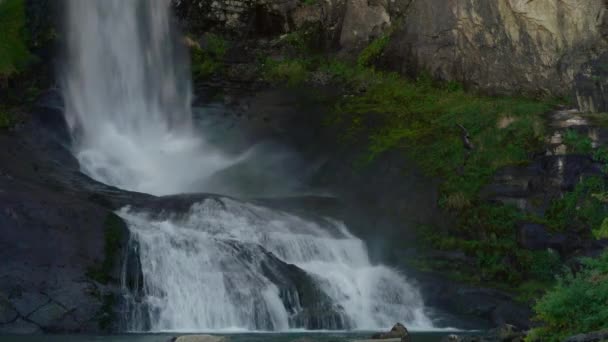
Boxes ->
[562,129,592,154]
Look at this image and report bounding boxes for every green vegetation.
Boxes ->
[545,176,608,233]
[87,213,126,284]
[191,33,228,79]
[562,129,593,154]
[357,34,389,67]
[260,31,561,286]
[0,0,31,79]
[0,110,12,129]
[263,58,309,85]
[527,251,608,342]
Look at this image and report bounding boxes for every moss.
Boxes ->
[87,213,126,285]
[0,110,12,129]
[262,58,309,86]
[97,293,117,332]
[0,0,32,78]
[545,176,608,233]
[357,34,389,68]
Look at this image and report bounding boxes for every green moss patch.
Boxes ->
[87,213,126,285]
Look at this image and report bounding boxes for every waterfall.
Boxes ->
[61,0,434,333]
[62,0,234,195]
[119,197,433,331]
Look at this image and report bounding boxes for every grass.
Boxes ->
[0,0,31,78]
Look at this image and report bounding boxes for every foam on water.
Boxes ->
[119,198,433,332]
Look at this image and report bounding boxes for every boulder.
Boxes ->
[371,322,410,340]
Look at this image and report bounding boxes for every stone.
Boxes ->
[339,0,390,50]
[384,0,608,109]
[371,322,410,340]
[27,302,69,327]
[171,335,229,342]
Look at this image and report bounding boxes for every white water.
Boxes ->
[61,0,434,333]
[119,198,432,331]
[62,0,234,195]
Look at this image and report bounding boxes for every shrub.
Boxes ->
[191,33,228,79]
[527,252,608,341]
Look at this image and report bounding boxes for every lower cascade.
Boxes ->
[119,197,433,332]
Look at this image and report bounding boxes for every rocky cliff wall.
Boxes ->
[386,0,608,111]
[174,0,608,112]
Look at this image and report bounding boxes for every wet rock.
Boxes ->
[170,335,229,342]
[575,52,608,113]
[371,322,410,340]
[0,318,41,334]
[564,329,608,342]
[27,301,69,328]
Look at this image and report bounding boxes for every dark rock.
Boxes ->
[564,329,608,342]
[371,322,410,340]
[517,223,551,250]
[574,52,608,113]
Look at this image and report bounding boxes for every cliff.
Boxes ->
[173,0,608,112]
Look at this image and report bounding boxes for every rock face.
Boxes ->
[175,0,608,111]
[385,0,608,110]
[0,103,132,334]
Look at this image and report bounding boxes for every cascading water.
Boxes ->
[62,0,435,333]
[119,198,433,331]
[62,0,234,195]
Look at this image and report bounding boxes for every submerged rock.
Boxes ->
[170,335,229,342]
[371,322,410,340]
